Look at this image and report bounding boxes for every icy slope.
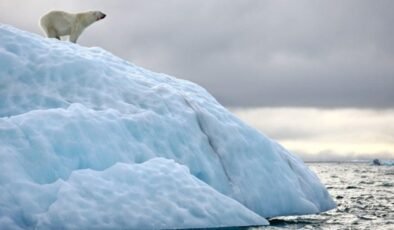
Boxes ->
[0,24,335,229]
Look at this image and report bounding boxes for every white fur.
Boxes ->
[40,10,106,43]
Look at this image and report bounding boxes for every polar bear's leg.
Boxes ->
[69,33,80,43]
[69,28,82,43]
[46,28,60,40]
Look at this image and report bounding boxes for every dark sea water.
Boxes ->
[255,162,394,230]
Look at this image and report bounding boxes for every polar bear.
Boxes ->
[40,10,106,43]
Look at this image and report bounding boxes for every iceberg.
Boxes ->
[0,24,335,229]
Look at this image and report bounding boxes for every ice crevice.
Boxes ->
[181,94,234,186]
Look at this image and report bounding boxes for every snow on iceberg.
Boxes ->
[0,24,335,229]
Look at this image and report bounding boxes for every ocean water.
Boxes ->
[256,162,394,230]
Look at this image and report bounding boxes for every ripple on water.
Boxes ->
[255,163,394,230]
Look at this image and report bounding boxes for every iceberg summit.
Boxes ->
[0,25,335,229]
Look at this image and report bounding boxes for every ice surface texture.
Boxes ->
[0,25,335,229]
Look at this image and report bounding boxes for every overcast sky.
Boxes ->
[232,108,394,161]
[1,0,393,108]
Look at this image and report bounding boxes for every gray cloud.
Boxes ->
[1,0,393,108]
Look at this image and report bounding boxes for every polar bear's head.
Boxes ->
[92,11,106,21]
[77,11,106,29]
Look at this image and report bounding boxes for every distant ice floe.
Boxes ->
[372,159,394,166]
[0,24,335,229]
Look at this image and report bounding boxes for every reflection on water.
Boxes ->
[256,162,394,229]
